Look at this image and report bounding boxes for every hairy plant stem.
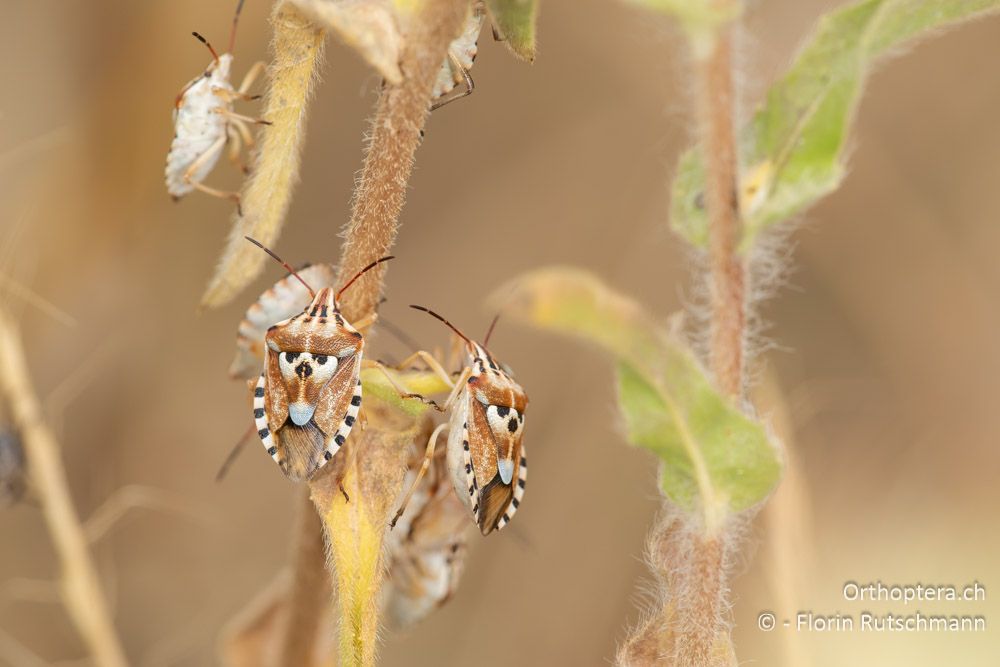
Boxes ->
[699,25,745,400]
[674,18,744,667]
[333,0,471,320]
[277,0,470,664]
[622,19,748,667]
[0,309,127,667]
[277,489,327,667]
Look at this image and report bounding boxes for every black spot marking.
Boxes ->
[472,504,479,514]
[303,317,313,323]
[351,331,362,339]
[512,498,520,508]
[467,376,476,384]
[320,305,328,317]
[285,352,299,363]
[335,313,344,325]
[469,486,474,496]
[508,418,518,433]
[335,434,346,445]
[253,408,265,419]
[465,464,472,473]
[258,428,269,439]
[324,451,333,461]
[254,386,265,398]
[520,457,527,467]
[344,415,355,427]
[267,446,278,456]
[351,395,362,407]
[318,318,327,324]
[495,406,510,417]
[295,362,312,378]
[519,413,524,423]
[463,440,469,451]
[316,355,328,365]
[502,513,511,522]
[518,479,525,489]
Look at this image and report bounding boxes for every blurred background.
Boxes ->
[1,0,998,664]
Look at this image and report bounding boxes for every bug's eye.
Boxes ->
[285,352,300,363]
[316,355,328,365]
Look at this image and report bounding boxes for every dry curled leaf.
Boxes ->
[290,0,404,82]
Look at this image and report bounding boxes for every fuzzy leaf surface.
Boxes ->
[670,0,1000,250]
[496,267,781,520]
[485,0,540,62]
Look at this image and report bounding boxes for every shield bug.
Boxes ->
[165,0,269,213]
[384,434,469,627]
[392,307,527,535]
[245,238,392,482]
[431,1,486,111]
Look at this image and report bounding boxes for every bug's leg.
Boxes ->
[394,350,455,389]
[439,366,471,412]
[238,61,267,95]
[216,108,272,126]
[226,124,249,175]
[430,53,475,112]
[365,360,445,411]
[182,135,243,214]
[229,117,256,151]
[352,311,379,330]
[390,422,448,528]
[215,424,255,481]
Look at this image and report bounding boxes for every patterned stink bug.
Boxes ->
[392,307,528,535]
[246,238,392,482]
[165,0,269,213]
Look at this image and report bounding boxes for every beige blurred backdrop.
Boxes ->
[1,0,999,665]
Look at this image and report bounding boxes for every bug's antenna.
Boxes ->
[410,305,473,346]
[483,313,501,347]
[228,0,246,54]
[191,31,220,63]
[335,257,395,307]
[244,237,315,298]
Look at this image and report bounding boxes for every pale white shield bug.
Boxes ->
[431,1,487,110]
[383,440,469,627]
[165,0,269,213]
[391,307,528,535]
[245,238,392,482]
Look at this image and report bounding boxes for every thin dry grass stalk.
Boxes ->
[202,2,327,309]
[0,308,127,667]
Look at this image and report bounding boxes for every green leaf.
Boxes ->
[484,0,540,62]
[670,0,1000,251]
[494,267,781,526]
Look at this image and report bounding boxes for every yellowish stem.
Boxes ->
[0,309,127,667]
[202,2,326,308]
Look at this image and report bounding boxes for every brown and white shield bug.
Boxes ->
[245,238,392,482]
[165,0,269,212]
[392,307,528,535]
